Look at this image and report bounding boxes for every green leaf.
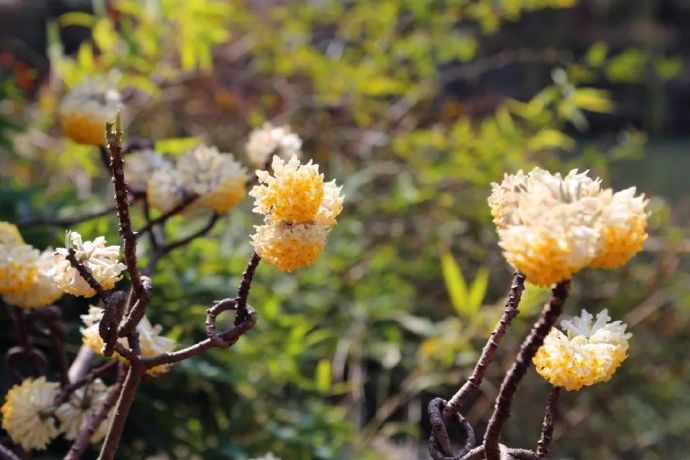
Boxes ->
[467,266,490,314]
[315,359,331,394]
[441,251,469,316]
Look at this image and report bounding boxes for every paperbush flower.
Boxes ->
[0,222,23,245]
[147,167,186,213]
[50,232,126,297]
[55,379,114,442]
[250,156,326,224]
[249,156,343,271]
[59,76,122,146]
[245,122,302,168]
[533,309,631,391]
[124,149,172,192]
[251,220,328,272]
[0,244,40,294]
[81,306,176,376]
[177,145,247,213]
[1,377,60,451]
[4,250,63,308]
[489,168,648,286]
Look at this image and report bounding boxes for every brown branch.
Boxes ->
[135,194,197,237]
[536,387,561,458]
[443,272,526,419]
[482,281,570,460]
[58,361,119,405]
[117,276,152,337]
[65,250,109,299]
[235,252,261,324]
[428,397,476,460]
[16,206,116,228]
[97,364,146,460]
[64,370,126,460]
[160,213,219,253]
[105,118,144,301]
[0,443,20,460]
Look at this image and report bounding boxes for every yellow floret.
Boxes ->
[250,156,325,224]
[0,222,24,245]
[251,220,327,272]
[589,217,647,269]
[0,245,40,294]
[202,178,247,213]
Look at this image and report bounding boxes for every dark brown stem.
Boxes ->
[106,119,144,301]
[97,364,146,460]
[117,276,152,337]
[7,305,43,378]
[483,281,570,460]
[444,272,525,420]
[16,206,116,228]
[65,250,108,299]
[64,370,126,460]
[160,213,219,253]
[58,360,118,405]
[235,252,261,324]
[0,443,20,460]
[536,387,561,458]
[135,194,197,236]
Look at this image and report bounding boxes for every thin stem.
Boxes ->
[16,206,116,228]
[483,281,570,460]
[235,252,261,324]
[135,195,197,236]
[443,272,526,420]
[160,213,219,253]
[65,370,126,460]
[106,119,144,300]
[65,250,108,299]
[536,386,561,458]
[0,443,20,460]
[97,364,146,460]
[59,360,119,405]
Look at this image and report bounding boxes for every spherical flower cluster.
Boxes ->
[533,309,631,391]
[55,379,114,442]
[177,145,247,213]
[144,145,246,215]
[124,149,172,192]
[0,243,40,295]
[489,168,648,286]
[59,76,122,146]
[249,156,343,272]
[4,250,64,308]
[81,306,176,376]
[245,122,302,168]
[1,377,60,450]
[50,232,127,297]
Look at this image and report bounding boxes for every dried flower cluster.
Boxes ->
[249,156,343,271]
[1,377,115,451]
[489,167,648,286]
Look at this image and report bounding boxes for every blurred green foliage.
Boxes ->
[1,0,689,459]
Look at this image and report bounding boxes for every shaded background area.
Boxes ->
[1,0,689,459]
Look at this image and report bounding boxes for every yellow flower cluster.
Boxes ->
[249,156,343,272]
[245,122,303,168]
[1,377,60,450]
[81,306,176,376]
[489,168,648,286]
[1,377,116,451]
[533,309,631,391]
[0,222,63,308]
[144,144,247,214]
[50,232,127,298]
[59,76,122,146]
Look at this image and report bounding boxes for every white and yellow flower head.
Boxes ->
[124,149,172,192]
[245,122,303,168]
[0,222,23,245]
[81,306,176,376]
[1,377,60,451]
[55,378,114,442]
[533,309,631,391]
[50,232,127,297]
[251,156,331,224]
[4,249,63,308]
[0,244,40,295]
[489,168,648,286]
[251,219,328,272]
[146,166,186,213]
[59,76,122,146]
[177,145,247,214]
